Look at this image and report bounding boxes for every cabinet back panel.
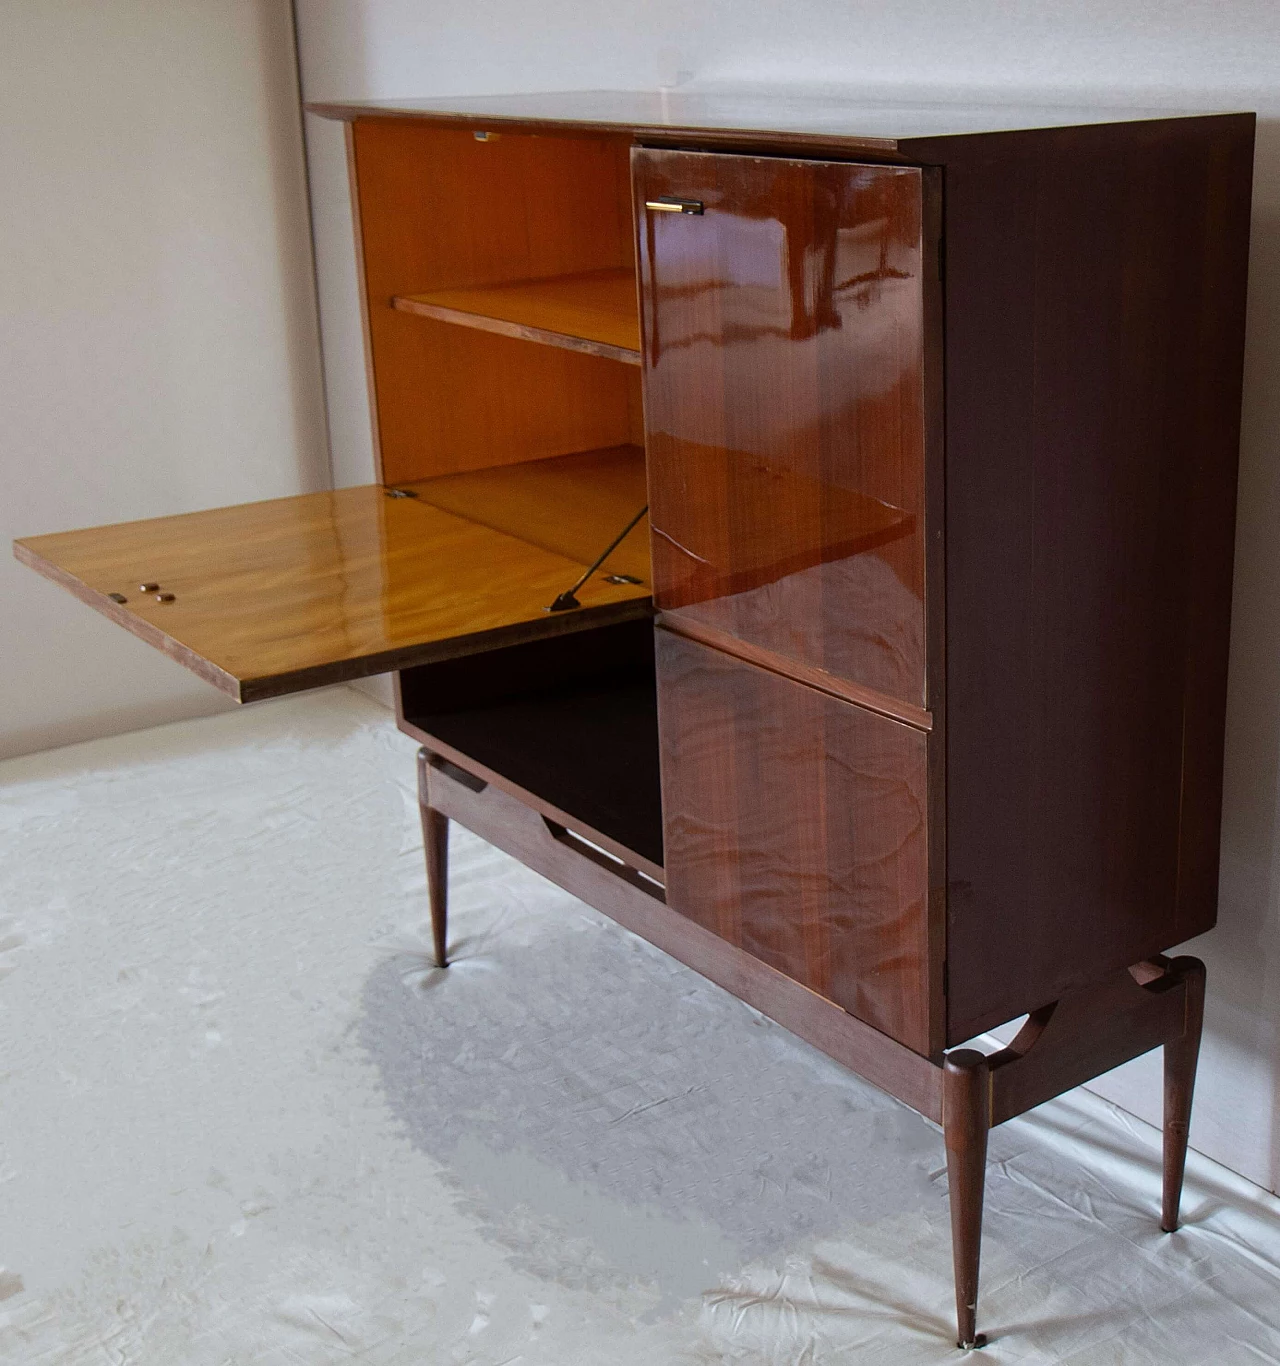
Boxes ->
[635,149,930,711]
[399,620,663,869]
[656,627,935,1055]
[350,119,640,483]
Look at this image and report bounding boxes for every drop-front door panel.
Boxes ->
[14,448,652,703]
[655,627,937,1056]
[635,148,932,710]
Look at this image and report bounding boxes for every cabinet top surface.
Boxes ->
[306,88,1248,147]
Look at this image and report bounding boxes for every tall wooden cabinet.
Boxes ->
[15,92,1254,1348]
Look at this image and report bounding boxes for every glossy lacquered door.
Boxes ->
[655,629,934,1054]
[634,147,934,711]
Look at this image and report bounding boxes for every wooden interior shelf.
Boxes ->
[393,268,642,364]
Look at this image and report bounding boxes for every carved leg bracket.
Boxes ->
[941,955,1206,1348]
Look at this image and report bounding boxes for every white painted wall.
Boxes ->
[293,1,1280,1191]
[1,0,329,760]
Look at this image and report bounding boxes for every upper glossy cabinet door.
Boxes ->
[634,149,932,710]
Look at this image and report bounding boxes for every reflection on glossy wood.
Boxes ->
[394,268,641,365]
[352,120,638,483]
[407,444,649,584]
[636,149,930,707]
[15,473,652,702]
[647,440,912,600]
[656,627,935,1054]
[662,613,932,730]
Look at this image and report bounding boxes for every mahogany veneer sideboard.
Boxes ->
[15,92,1254,1349]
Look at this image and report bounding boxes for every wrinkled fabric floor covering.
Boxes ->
[3,688,1280,1364]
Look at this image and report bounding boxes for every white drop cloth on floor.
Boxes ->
[2,686,1280,1364]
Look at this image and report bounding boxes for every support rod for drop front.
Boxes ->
[546,505,648,612]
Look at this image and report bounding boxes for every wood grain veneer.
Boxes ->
[635,148,933,710]
[15,476,652,702]
[655,627,937,1055]
[343,122,385,479]
[350,120,640,484]
[903,114,1256,1042]
[406,444,649,586]
[658,613,932,732]
[393,267,641,365]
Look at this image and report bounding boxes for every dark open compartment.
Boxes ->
[397,618,663,869]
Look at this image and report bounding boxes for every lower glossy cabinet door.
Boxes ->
[655,625,938,1055]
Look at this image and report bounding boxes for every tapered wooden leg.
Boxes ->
[1161,955,1206,1232]
[422,803,449,968]
[945,1048,991,1350]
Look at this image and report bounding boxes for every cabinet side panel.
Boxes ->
[908,116,1255,1040]
[636,149,929,710]
[655,627,934,1055]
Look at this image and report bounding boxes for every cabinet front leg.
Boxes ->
[945,1049,991,1350]
[422,804,450,968]
[1162,956,1206,1232]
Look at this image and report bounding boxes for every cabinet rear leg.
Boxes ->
[422,804,449,968]
[1162,956,1206,1232]
[945,1049,991,1350]
[417,749,450,969]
